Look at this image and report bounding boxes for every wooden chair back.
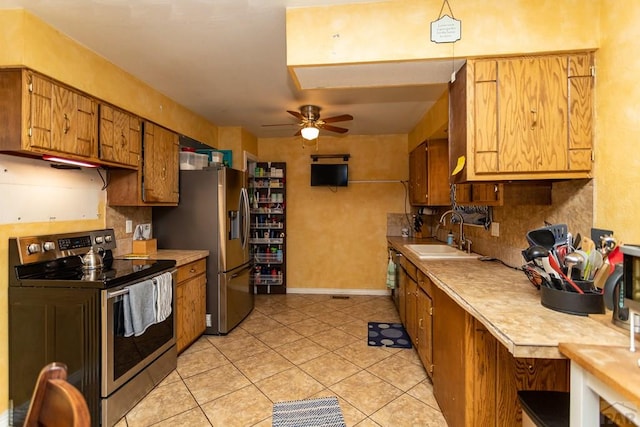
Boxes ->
[24,362,90,427]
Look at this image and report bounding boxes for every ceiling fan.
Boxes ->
[286,105,354,140]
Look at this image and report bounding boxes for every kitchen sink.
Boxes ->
[404,244,477,260]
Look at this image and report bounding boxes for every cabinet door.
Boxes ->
[567,53,594,171]
[497,57,568,172]
[426,139,451,205]
[409,142,428,205]
[143,122,179,203]
[99,104,141,167]
[405,275,418,344]
[29,73,97,158]
[433,286,469,427]
[176,273,207,353]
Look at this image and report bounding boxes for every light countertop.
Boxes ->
[388,237,630,359]
[121,249,209,268]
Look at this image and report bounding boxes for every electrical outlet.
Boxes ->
[125,220,133,234]
[491,222,500,237]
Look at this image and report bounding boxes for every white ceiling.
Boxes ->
[0,0,460,141]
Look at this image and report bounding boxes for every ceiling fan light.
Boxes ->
[300,125,319,140]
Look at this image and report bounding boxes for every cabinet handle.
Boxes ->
[190,268,196,273]
[530,109,537,130]
[419,318,423,328]
[63,113,70,134]
[121,131,127,147]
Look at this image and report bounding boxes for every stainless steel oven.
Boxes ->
[100,269,177,426]
[8,229,178,427]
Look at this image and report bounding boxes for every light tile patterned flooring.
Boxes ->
[115,294,447,427]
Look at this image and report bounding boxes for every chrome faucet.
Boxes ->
[439,210,465,250]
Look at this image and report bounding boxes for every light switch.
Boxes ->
[125,220,133,234]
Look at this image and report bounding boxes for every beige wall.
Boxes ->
[257,135,407,291]
[286,0,600,66]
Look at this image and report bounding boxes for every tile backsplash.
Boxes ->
[105,206,152,256]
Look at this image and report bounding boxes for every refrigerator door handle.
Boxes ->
[240,187,250,249]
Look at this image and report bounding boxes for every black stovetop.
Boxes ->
[13,251,176,289]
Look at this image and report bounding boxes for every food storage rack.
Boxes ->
[248,161,286,294]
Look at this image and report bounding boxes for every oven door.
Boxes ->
[101,269,177,397]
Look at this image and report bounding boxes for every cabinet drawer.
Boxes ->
[177,258,206,283]
[400,257,418,282]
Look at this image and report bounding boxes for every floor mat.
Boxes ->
[367,322,412,348]
[272,396,346,427]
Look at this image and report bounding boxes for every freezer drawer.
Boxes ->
[217,263,254,334]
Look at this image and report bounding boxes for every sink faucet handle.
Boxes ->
[463,238,472,253]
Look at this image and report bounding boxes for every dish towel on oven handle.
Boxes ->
[155,272,173,322]
[123,279,157,337]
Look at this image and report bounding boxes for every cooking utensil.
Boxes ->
[548,254,584,294]
[541,256,564,290]
[581,237,596,254]
[591,228,614,250]
[573,233,582,251]
[526,229,556,250]
[522,245,550,268]
[564,252,585,280]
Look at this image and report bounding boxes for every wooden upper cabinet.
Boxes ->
[409,139,450,206]
[107,121,179,206]
[99,104,141,167]
[142,122,179,204]
[449,52,594,182]
[0,69,98,160]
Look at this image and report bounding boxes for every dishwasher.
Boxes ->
[388,247,402,310]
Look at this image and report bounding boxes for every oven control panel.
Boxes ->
[13,229,117,264]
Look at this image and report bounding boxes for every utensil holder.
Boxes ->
[540,281,604,316]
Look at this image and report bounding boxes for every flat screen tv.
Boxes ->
[310,163,348,187]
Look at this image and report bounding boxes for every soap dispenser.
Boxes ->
[447,232,454,246]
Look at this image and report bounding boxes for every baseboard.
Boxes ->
[286,287,391,296]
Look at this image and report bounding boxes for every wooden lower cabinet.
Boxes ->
[400,259,434,378]
[416,271,433,375]
[432,286,569,427]
[176,259,207,353]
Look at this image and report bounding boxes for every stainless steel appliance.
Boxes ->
[8,229,177,427]
[605,245,640,330]
[153,166,254,334]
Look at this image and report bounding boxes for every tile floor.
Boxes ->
[115,294,447,427]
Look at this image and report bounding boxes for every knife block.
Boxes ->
[132,239,157,254]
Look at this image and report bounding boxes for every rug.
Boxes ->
[367,322,412,348]
[272,396,346,427]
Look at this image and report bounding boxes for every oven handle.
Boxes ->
[107,288,130,299]
[106,269,177,299]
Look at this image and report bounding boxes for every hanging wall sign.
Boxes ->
[431,0,461,43]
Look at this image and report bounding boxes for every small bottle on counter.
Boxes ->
[447,232,454,246]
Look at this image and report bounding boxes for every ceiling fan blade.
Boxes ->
[293,129,302,136]
[321,114,353,123]
[287,110,304,120]
[261,123,296,127]
[319,124,349,134]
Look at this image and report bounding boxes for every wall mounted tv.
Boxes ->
[310,163,348,187]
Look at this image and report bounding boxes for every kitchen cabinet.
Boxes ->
[99,104,141,168]
[107,121,179,206]
[399,258,434,378]
[416,271,433,375]
[0,68,99,162]
[409,139,450,206]
[449,52,594,182]
[453,182,552,206]
[176,258,207,353]
[432,286,568,426]
[248,162,286,294]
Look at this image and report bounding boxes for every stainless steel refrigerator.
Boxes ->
[153,167,253,334]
